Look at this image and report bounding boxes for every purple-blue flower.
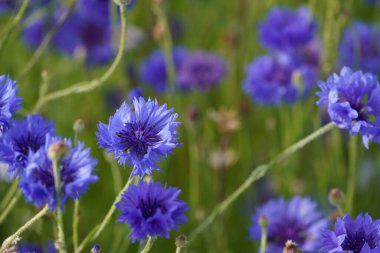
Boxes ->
[320,214,380,253]
[339,22,380,74]
[317,67,380,148]
[97,97,180,177]
[259,7,316,52]
[128,88,143,102]
[0,75,22,135]
[19,135,98,210]
[249,196,329,252]
[139,48,187,93]
[0,114,55,178]
[115,181,188,242]
[177,51,227,91]
[243,54,317,105]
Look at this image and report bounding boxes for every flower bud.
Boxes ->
[259,215,269,229]
[283,240,302,253]
[91,245,102,253]
[48,141,69,161]
[73,119,85,133]
[175,235,188,249]
[328,188,345,207]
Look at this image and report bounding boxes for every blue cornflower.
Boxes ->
[317,67,380,148]
[97,97,180,177]
[320,214,380,253]
[177,51,227,91]
[0,114,55,178]
[339,22,380,75]
[139,48,187,93]
[115,181,188,242]
[259,7,316,53]
[0,75,22,134]
[243,54,317,105]
[249,196,329,252]
[19,135,98,210]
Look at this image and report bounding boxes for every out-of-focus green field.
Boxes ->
[1,0,380,252]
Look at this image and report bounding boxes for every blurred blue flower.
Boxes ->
[20,135,98,210]
[97,97,180,177]
[177,51,227,91]
[259,7,316,53]
[139,48,187,93]
[243,54,317,105]
[128,88,143,102]
[317,67,380,148]
[18,244,43,253]
[115,181,188,242]
[0,75,22,135]
[91,245,102,253]
[339,22,380,75]
[320,213,380,253]
[249,196,329,252]
[0,114,55,178]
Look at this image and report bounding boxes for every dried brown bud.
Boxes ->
[209,108,240,133]
[175,235,188,249]
[48,141,69,161]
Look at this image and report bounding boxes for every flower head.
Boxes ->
[259,7,316,52]
[20,135,98,210]
[139,48,187,93]
[115,181,188,242]
[321,213,380,253]
[97,97,180,177]
[339,22,380,75]
[177,51,227,91]
[0,114,55,178]
[243,54,317,105]
[0,75,21,134]
[317,67,380,148]
[249,196,329,252]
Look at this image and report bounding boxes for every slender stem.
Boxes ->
[260,225,267,253]
[152,2,176,93]
[0,206,49,253]
[346,136,357,215]
[104,153,123,194]
[0,0,30,53]
[175,247,182,253]
[18,0,77,79]
[73,199,80,251]
[32,4,128,113]
[0,179,19,210]
[188,122,335,244]
[0,191,21,225]
[140,237,156,253]
[52,159,66,253]
[75,177,136,253]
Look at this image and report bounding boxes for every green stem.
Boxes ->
[75,177,136,253]
[140,237,156,253]
[188,122,335,244]
[152,2,176,94]
[0,179,19,211]
[73,199,80,251]
[32,3,128,113]
[260,226,267,253]
[0,0,29,53]
[175,247,182,253]
[0,191,21,225]
[186,122,199,208]
[346,136,358,215]
[0,206,49,253]
[52,159,66,253]
[18,0,77,79]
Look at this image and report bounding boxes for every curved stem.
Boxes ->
[0,180,19,211]
[0,191,21,225]
[140,237,156,253]
[75,176,136,253]
[188,122,335,244]
[0,0,30,53]
[32,4,128,113]
[0,206,49,253]
[18,0,77,79]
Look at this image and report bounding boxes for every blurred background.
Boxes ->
[1,0,380,252]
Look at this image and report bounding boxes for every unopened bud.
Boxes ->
[187,105,200,122]
[73,119,85,133]
[48,141,69,161]
[175,235,188,249]
[259,215,269,228]
[328,188,345,207]
[283,240,302,253]
[54,240,64,251]
[91,245,102,253]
